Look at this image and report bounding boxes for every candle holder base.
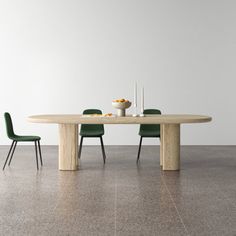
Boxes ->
[132,114,138,117]
[140,113,145,117]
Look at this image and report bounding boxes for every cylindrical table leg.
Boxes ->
[59,124,78,171]
[162,124,180,171]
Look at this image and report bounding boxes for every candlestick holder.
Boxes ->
[140,108,144,117]
[132,106,138,117]
[140,86,144,117]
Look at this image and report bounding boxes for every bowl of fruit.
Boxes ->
[112,99,132,117]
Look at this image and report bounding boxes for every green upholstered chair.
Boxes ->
[79,109,106,163]
[137,109,161,162]
[2,112,43,170]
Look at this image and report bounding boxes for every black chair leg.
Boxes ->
[38,140,43,166]
[78,136,83,159]
[3,141,15,170]
[8,141,17,166]
[34,141,39,170]
[100,136,106,164]
[137,137,143,163]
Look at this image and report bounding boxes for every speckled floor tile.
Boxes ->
[1,145,236,235]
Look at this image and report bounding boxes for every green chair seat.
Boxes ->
[139,128,160,137]
[80,125,104,137]
[10,135,41,142]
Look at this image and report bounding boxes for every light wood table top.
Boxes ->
[28,114,212,124]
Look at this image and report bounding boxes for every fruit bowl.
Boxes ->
[112,99,132,117]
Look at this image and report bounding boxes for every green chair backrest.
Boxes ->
[139,109,161,136]
[80,109,104,135]
[4,112,15,138]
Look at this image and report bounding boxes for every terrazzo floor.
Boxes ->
[1,145,236,236]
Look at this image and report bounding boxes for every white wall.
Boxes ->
[0,0,235,145]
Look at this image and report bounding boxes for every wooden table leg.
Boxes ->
[59,124,78,171]
[162,124,180,171]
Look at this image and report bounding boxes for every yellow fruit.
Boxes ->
[113,98,129,103]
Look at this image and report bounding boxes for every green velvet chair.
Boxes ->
[79,109,106,163]
[137,109,161,162]
[2,112,43,170]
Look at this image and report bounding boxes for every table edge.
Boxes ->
[27,114,212,124]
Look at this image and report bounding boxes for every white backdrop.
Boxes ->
[0,0,235,145]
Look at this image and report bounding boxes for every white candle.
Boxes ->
[141,87,144,113]
[134,82,137,107]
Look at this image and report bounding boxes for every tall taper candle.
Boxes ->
[134,82,137,107]
[141,87,144,114]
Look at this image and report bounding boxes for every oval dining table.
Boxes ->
[28,114,212,171]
